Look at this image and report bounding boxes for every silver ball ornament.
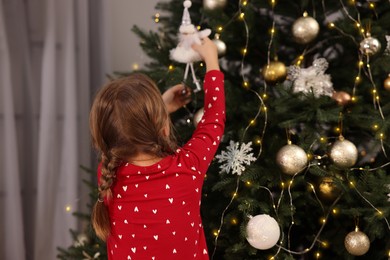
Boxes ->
[344,230,370,256]
[203,0,227,11]
[329,138,358,168]
[193,107,204,127]
[276,144,308,175]
[212,38,227,57]
[292,14,320,44]
[360,36,381,56]
[246,214,280,250]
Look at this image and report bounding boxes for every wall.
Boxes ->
[109,0,161,72]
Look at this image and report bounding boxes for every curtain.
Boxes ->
[0,0,111,259]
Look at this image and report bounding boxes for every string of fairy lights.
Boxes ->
[149,0,390,258]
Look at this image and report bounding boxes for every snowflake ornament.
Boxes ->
[288,58,334,98]
[216,141,257,176]
[384,35,390,55]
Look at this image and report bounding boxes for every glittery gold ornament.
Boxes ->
[292,13,319,44]
[317,176,342,202]
[262,61,287,85]
[212,35,227,57]
[276,144,308,175]
[344,229,370,256]
[193,107,204,127]
[360,34,381,56]
[329,137,358,168]
[384,74,390,92]
[332,91,351,105]
[203,0,226,11]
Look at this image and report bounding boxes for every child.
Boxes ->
[89,37,225,259]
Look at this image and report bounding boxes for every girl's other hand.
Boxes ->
[162,84,192,113]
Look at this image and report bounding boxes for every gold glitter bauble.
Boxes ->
[384,75,390,92]
[193,107,204,127]
[262,61,287,85]
[317,176,342,202]
[329,138,358,168]
[360,36,381,56]
[212,38,227,57]
[344,230,370,256]
[292,15,320,44]
[332,91,351,106]
[276,144,308,175]
[203,0,226,11]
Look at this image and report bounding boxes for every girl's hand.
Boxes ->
[192,37,219,72]
[162,84,192,113]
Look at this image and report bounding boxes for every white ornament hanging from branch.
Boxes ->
[170,0,211,92]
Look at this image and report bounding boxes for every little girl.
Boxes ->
[89,37,225,259]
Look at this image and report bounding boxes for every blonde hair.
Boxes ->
[89,74,177,241]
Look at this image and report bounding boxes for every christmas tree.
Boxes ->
[60,0,390,259]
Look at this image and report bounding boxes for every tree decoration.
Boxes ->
[246,214,280,250]
[261,60,287,85]
[193,107,204,127]
[203,0,227,11]
[170,0,211,92]
[276,144,308,175]
[317,176,342,202]
[288,58,334,98]
[216,141,257,176]
[291,12,320,44]
[332,91,352,105]
[329,137,358,169]
[360,33,381,56]
[384,74,390,92]
[344,228,370,256]
[212,34,227,57]
[384,35,390,55]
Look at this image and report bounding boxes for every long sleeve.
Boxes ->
[181,70,225,174]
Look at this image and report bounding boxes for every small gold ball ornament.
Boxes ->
[383,74,390,92]
[332,91,352,105]
[203,0,227,11]
[317,176,342,202]
[193,107,204,127]
[212,35,227,57]
[292,13,320,44]
[276,144,308,175]
[262,61,287,85]
[344,229,370,256]
[329,137,358,168]
[360,34,381,56]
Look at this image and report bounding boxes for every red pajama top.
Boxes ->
[98,70,225,260]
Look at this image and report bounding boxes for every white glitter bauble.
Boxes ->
[329,138,358,168]
[203,0,227,11]
[193,107,204,127]
[344,230,370,256]
[292,15,320,44]
[213,38,227,56]
[276,144,308,175]
[360,36,381,56]
[246,214,280,250]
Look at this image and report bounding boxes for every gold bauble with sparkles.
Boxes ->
[384,74,390,92]
[276,144,308,175]
[329,138,358,168]
[332,91,351,105]
[193,107,204,127]
[317,176,342,202]
[360,35,381,56]
[213,38,227,57]
[262,61,287,85]
[203,0,226,11]
[344,230,370,256]
[292,14,320,44]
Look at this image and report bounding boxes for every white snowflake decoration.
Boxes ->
[288,58,334,98]
[384,35,390,55]
[216,141,257,176]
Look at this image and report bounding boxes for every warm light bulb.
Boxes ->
[240,13,245,19]
[358,61,364,67]
[369,3,375,8]
[154,13,160,23]
[168,65,174,71]
[65,205,72,212]
[329,23,335,28]
[242,0,248,6]
[217,26,223,32]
